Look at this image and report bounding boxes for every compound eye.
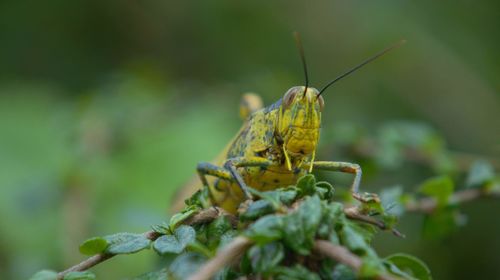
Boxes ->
[317,94,324,111]
[283,87,300,108]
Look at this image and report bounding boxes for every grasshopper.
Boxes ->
[178,34,404,214]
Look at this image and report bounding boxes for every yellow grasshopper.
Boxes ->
[174,34,404,214]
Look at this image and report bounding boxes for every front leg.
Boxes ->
[304,161,380,203]
[224,156,273,199]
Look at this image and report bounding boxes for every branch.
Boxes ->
[405,188,500,214]
[187,236,252,280]
[56,207,231,279]
[314,240,396,280]
[344,207,404,238]
[352,140,500,171]
[188,237,398,280]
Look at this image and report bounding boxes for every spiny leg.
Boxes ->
[197,162,233,188]
[305,161,380,203]
[224,156,273,200]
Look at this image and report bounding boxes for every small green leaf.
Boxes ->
[485,178,500,194]
[315,181,335,200]
[207,216,233,248]
[153,225,196,255]
[317,202,344,239]
[29,270,58,280]
[169,252,206,279]
[380,185,405,217]
[422,208,463,239]
[466,160,495,189]
[151,222,170,235]
[384,253,432,280]
[359,256,384,278]
[270,264,321,280]
[245,215,283,244]
[248,242,284,274]
[331,264,356,280]
[296,174,316,196]
[419,176,454,207]
[254,189,284,209]
[185,188,210,208]
[278,188,298,205]
[282,195,322,254]
[63,271,96,280]
[219,229,238,249]
[240,200,275,221]
[132,268,169,280]
[104,233,151,254]
[187,241,214,258]
[338,222,372,255]
[169,206,200,230]
[208,216,232,236]
[79,237,108,255]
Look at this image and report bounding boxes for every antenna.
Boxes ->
[318,39,406,96]
[293,32,309,97]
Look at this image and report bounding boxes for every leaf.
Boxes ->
[359,256,385,278]
[185,188,211,208]
[244,215,284,244]
[63,271,96,280]
[207,216,233,248]
[169,206,200,230]
[29,270,58,280]
[380,185,405,217]
[240,200,275,221]
[338,222,372,255]
[331,264,356,280]
[169,252,206,279]
[296,174,316,196]
[151,222,170,235]
[270,264,321,280]
[247,242,284,274]
[282,195,322,254]
[278,188,298,205]
[187,241,214,258]
[384,253,432,280]
[153,225,196,255]
[79,237,108,255]
[422,208,463,239]
[219,229,238,249]
[315,181,335,200]
[132,268,169,280]
[104,233,151,254]
[466,160,495,188]
[317,202,344,239]
[248,188,282,209]
[419,176,454,207]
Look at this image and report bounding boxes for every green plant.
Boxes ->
[31,156,499,279]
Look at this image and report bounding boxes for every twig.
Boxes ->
[57,253,113,278]
[189,237,397,280]
[353,140,500,171]
[56,207,231,279]
[314,240,396,280]
[187,236,252,280]
[405,188,500,214]
[344,207,405,238]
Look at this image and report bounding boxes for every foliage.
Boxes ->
[29,151,500,280]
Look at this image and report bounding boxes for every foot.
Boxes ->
[352,192,381,204]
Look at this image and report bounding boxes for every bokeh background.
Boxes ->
[1,1,499,279]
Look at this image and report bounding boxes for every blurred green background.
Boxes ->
[1,1,499,279]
